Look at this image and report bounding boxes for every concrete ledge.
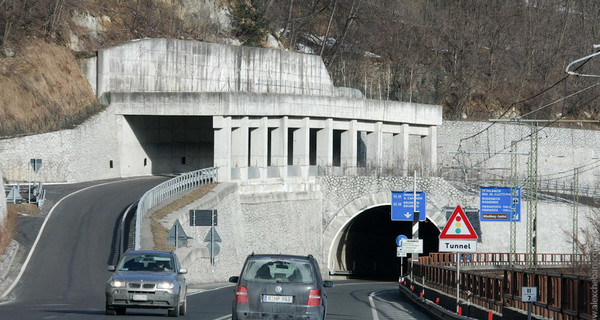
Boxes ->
[399,281,477,320]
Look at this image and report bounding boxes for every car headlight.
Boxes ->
[110,280,126,288]
[157,281,175,289]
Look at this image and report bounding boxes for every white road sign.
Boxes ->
[522,287,537,302]
[396,239,423,254]
[439,239,477,252]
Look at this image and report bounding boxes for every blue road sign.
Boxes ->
[391,191,426,221]
[396,235,408,246]
[480,187,521,222]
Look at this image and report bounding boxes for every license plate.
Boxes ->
[263,295,293,303]
[132,294,148,301]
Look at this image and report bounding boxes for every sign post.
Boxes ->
[439,205,478,314]
[396,235,407,282]
[28,159,42,203]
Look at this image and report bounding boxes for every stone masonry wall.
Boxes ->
[156,183,323,285]
[163,174,594,285]
[0,106,122,183]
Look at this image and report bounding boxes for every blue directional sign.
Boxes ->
[480,187,521,222]
[391,191,426,221]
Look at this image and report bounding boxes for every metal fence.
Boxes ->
[420,252,590,267]
[134,167,218,250]
[413,253,596,319]
[439,168,600,200]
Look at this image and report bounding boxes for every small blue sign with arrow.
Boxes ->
[391,191,426,221]
[396,235,408,247]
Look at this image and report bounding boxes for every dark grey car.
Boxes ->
[105,250,187,317]
[229,254,333,320]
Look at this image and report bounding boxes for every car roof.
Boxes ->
[123,250,173,256]
[246,254,314,261]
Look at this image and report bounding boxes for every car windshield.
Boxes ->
[242,258,314,283]
[117,254,173,272]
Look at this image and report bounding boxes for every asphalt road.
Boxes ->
[0,178,434,319]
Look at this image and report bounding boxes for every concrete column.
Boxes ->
[340,120,357,168]
[270,117,288,166]
[366,122,383,169]
[421,126,437,175]
[231,117,249,168]
[250,117,268,167]
[381,132,394,169]
[317,118,333,166]
[271,117,289,180]
[394,124,409,176]
[213,116,232,181]
[292,117,310,166]
[120,115,151,177]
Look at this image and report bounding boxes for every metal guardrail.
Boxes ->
[134,167,218,250]
[439,169,600,200]
[5,181,46,206]
[413,253,596,319]
[420,252,590,266]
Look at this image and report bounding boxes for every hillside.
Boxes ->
[1,0,599,137]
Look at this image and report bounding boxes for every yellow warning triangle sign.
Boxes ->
[439,205,478,239]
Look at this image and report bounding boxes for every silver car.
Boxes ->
[229,254,333,320]
[105,250,187,317]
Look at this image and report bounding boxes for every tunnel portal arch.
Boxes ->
[324,192,444,279]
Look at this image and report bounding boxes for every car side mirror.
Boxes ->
[108,265,116,272]
[178,268,188,274]
[323,280,334,288]
[228,276,239,283]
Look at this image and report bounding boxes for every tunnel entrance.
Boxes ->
[124,115,214,175]
[333,205,440,280]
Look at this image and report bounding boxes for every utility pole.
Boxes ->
[510,141,519,268]
[526,123,539,269]
[572,168,579,257]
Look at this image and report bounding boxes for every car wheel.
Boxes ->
[179,296,187,315]
[115,308,126,315]
[105,308,116,316]
[168,304,180,317]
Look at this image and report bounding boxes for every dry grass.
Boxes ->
[0,206,20,256]
[0,203,42,256]
[7,203,41,215]
[0,37,100,137]
[151,183,218,251]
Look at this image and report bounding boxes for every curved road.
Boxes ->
[0,178,434,319]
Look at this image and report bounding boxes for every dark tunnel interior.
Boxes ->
[340,205,440,280]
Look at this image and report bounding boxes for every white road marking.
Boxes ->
[0,179,150,300]
[369,291,380,320]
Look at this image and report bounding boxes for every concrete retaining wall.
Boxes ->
[96,38,334,99]
[0,168,6,227]
[438,121,600,187]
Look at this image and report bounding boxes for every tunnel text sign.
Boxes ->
[480,187,521,222]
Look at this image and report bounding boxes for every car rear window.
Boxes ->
[242,257,315,283]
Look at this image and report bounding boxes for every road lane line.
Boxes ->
[0,179,147,300]
[369,291,380,320]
